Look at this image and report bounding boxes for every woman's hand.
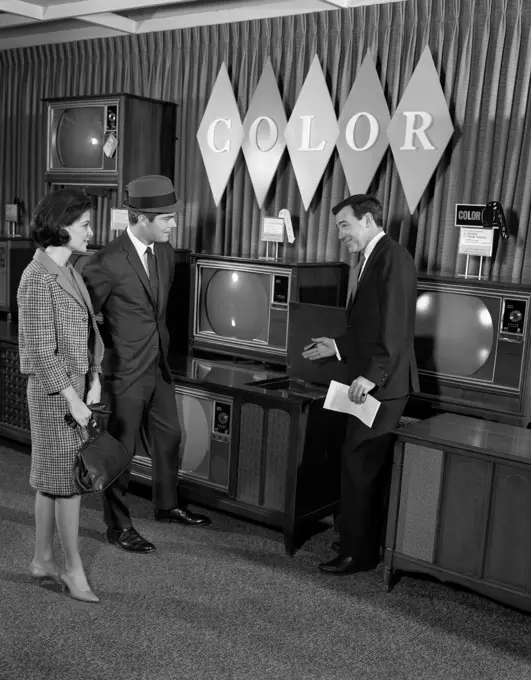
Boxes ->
[61,384,92,427]
[68,395,92,428]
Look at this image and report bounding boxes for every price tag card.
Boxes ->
[111,208,129,231]
[278,209,295,244]
[458,227,494,257]
[261,216,284,243]
[103,133,118,158]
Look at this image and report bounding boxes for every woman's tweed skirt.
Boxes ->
[27,373,87,496]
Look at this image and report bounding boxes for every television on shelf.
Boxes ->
[189,255,348,365]
[43,94,176,190]
[46,98,120,177]
[410,275,531,426]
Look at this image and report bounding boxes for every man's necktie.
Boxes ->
[346,254,366,309]
[145,247,159,305]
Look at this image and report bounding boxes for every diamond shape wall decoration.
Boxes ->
[337,52,390,195]
[242,58,287,209]
[197,63,244,206]
[387,47,454,213]
[284,55,340,210]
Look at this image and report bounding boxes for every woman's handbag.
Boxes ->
[65,404,131,495]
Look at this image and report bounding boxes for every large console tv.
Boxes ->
[189,255,348,365]
[409,275,531,427]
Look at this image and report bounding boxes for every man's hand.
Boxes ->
[86,374,102,406]
[348,376,376,404]
[302,337,336,361]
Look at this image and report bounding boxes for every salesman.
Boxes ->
[302,194,419,574]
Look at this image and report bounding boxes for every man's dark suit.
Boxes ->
[334,233,419,566]
[82,231,181,530]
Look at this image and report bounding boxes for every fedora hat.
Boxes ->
[124,175,183,213]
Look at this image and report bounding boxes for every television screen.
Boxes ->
[204,269,270,342]
[56,107,105,169]
[415,291,497,378]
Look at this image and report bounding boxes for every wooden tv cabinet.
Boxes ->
[385,413,531,613]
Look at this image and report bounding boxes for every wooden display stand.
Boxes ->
[130,356,345,555]
[385,413,531,613]
[0,321,30,444]
[0,238,34,322]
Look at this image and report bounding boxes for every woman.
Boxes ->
[17,188,104,603]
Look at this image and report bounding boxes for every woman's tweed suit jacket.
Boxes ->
[17,248,104,495]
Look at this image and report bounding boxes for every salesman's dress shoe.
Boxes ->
[107,527,156,553]
[318,554,378,575]
[154,507,212,526]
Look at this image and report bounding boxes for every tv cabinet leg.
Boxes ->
[283,529,295,557]
[384,565,394,592]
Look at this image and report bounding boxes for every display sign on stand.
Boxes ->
[260,210,295,260]
[458,227,494,280]
[4,202,20,238]
[110,209,129,236]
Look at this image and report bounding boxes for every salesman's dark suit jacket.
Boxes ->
[82,231,175,395]
[335,234,419,401]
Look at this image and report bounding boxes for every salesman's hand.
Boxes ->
[302,337,336,361]
[348,376,376,404]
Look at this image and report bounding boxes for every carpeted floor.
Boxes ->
[1,441,531,680]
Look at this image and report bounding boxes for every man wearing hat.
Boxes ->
[83,175,211,554]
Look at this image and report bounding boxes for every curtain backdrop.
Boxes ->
[1,0,530,281]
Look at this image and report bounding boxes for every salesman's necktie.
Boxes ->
[145,247,159,305]
[346,254,365,309]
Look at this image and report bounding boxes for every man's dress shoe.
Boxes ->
[154,507,212,526]
[318,554,377,575]
[107,527,155,553]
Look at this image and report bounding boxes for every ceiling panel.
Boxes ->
[0,0,405,50]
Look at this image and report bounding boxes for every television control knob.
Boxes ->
[217,412,229,426]
[510,310,523,323]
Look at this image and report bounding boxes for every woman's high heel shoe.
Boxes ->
[60,571,100,603]
[29,561,62,585]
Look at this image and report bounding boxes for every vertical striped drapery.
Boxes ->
[1,0,530,280]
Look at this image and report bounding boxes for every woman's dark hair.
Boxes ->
[31,188,92,248]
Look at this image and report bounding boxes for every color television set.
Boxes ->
[411,276,531,426]
[46,98,120,175]
[190,255,348,365]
